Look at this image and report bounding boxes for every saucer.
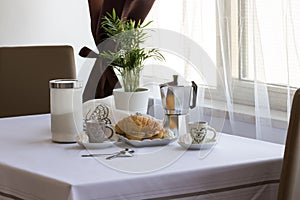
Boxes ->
[178,134,217,150]
[76,132,115,149]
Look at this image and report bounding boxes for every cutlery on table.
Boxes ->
[81,148,134,158]
[105,149,134,160]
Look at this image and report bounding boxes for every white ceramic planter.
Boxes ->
[113,88,149,114]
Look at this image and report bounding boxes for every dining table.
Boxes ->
[0,114,284,200]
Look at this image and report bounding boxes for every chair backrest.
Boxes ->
[0,45,76,118]
[278,89,300,200]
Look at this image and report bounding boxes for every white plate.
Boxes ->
[76,132,115,149]
[117,134,177,147]
[178,140,216,150]
[177,134,217,150]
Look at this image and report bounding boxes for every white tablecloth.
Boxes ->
[0,114,284,200]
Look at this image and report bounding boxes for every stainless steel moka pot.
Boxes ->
[160,75,198,136]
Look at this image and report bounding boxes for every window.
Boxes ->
[143,0,298,115]
[229,0,297,112]
[239,0,300,87]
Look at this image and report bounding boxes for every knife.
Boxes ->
[81,153,115,157]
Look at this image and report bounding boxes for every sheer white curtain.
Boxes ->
[144,0,300,143]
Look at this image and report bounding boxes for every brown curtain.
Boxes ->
[80,0,155,102]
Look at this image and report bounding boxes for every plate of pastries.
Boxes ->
[114,114,177,147]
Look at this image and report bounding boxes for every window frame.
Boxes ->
[213,0,295,113]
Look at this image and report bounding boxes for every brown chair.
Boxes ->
[277,88,300,199]
[0,45,76,118]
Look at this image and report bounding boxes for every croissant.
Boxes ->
[115,115,164,140]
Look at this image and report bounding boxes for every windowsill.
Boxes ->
[201,99,288,130]
[149,98,288,130]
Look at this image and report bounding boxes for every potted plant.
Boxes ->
[100,9,164,113]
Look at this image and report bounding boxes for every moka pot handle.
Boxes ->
[190,81,198,109]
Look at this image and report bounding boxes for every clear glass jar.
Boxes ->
[49,79,83,142]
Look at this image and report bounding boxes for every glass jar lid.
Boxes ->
[49,79,83,89]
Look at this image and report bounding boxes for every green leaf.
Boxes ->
[99,9,165,91]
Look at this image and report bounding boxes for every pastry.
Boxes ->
[115,115,165,140]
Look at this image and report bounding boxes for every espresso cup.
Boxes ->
[86,120,114,143]
[188,121,216,144]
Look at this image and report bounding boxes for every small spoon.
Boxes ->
[106,149,135,160]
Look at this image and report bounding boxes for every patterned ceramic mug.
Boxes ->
[86,120,114,143]
[188,121,216,144]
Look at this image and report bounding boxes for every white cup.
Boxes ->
[188,121,216,144]
[86,120,114,143]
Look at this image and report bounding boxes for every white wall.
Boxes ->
[0,0,96,73]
